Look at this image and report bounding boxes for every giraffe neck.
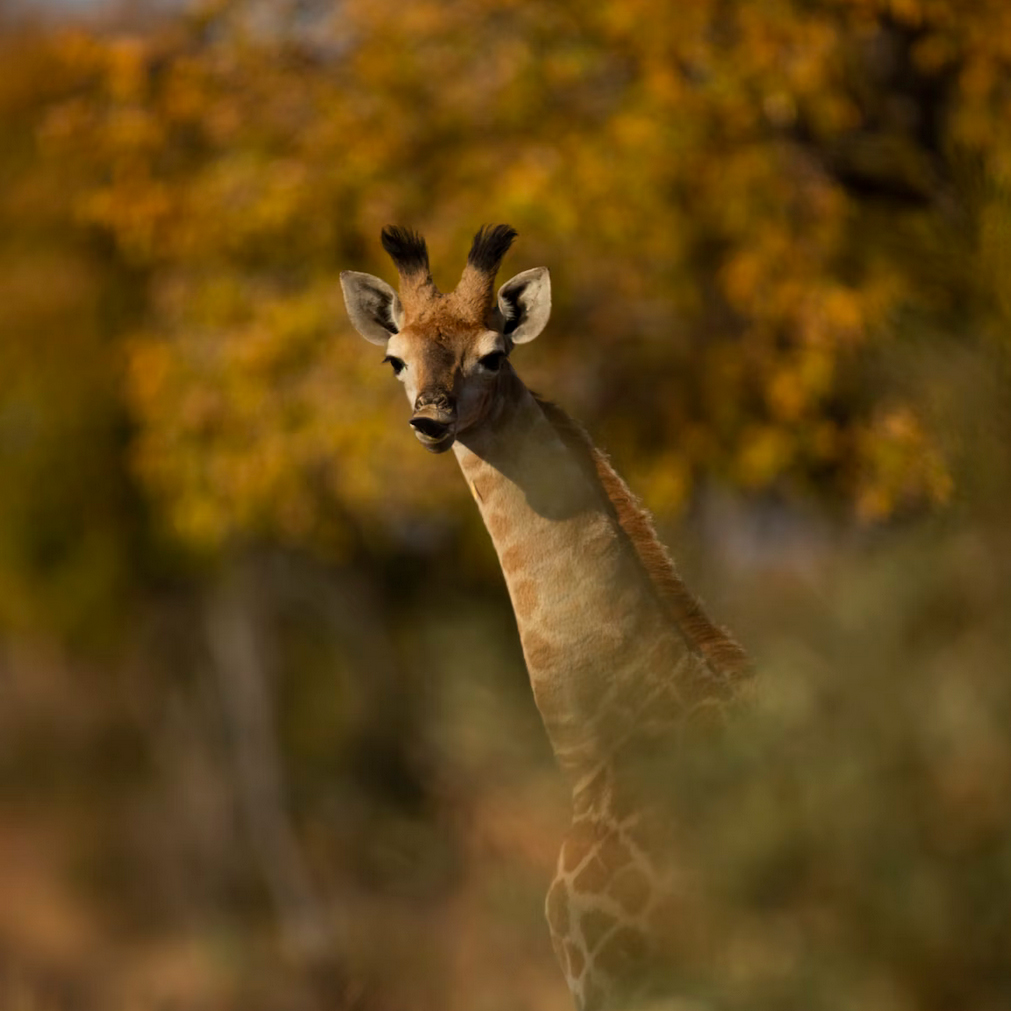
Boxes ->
[452,369,738,785]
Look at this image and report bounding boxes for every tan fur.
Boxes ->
[534,397,751,688]
[394,268,440,316]
[400,297,486,334]
[450,266,498,324]
[390,265,497,330]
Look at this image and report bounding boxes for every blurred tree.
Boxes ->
[31,0,1011,560]
[0,23,148,646]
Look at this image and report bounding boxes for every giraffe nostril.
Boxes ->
[410,416,450,440]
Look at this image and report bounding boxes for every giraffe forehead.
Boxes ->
[402,286,499,338]
[390,322,499,361]
[389,332,454,366]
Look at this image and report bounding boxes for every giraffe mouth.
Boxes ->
[414,428,456,453]
[410,411,456,453]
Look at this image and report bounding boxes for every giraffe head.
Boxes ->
[341,225,551,452]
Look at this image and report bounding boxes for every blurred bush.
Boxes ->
[1,0,1010,1008]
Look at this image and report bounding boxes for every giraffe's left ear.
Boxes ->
[340,270,404,345]
[497,267,551,344]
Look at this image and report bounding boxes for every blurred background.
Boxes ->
[1,0,1010,1008]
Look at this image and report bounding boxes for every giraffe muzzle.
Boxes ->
[409,408,456,453]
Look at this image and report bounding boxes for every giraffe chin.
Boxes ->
[415,430,456,453]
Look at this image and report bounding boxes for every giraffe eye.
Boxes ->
[479,352,507,372]
[383,355,405,376]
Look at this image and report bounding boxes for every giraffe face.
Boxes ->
[383,317,511,453]
[341,225,551,454]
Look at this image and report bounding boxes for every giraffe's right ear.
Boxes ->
[340,271,404,345]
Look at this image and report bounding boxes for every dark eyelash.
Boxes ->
[383,355,405,375]
[479,352,507,372]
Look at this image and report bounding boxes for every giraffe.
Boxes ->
[340,225,750,1010]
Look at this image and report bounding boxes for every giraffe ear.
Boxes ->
[497,267,551,344]
[340,270,404,345]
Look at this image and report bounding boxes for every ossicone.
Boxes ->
[381,225,431,279]
[467,224,518,276]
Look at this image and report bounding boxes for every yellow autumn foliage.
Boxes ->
[17,0,1010,559]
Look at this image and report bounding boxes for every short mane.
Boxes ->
[535,397,751,688]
